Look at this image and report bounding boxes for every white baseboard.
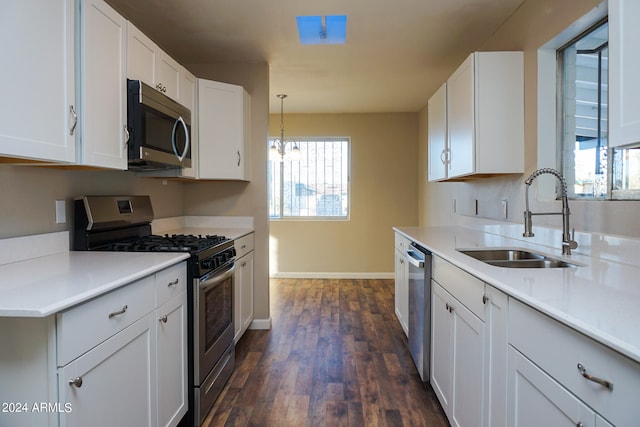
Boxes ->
[269,272,394,279]
[249,318,272,330]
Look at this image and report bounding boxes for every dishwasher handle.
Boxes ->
[406,250,425,268]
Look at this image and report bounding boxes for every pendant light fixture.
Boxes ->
[270,94,302,162]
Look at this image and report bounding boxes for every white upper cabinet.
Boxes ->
[609,0,640,148]
[197,79,252,181]
[0,0,76,163]
[126,23,181,101]
[428,51,524,181]
[428,83,447,181]
[77,0,127,169]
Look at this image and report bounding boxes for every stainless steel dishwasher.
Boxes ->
[406,242,432,382]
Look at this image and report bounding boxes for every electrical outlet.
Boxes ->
[501,199,508,219]
[55,200,66,224]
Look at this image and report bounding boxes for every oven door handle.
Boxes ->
[199,263,236,292]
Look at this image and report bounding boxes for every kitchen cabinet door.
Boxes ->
[78,0,127,169]
[0,0,76,163]
[126,23,181,102]
[59,314,157,427]
[609,0,640,148]
[126,22,157,85]
[432,279,486,427]
[394,248,409,336]
[234,243,254,343]
[240,251,255,335]
[483,286,509,427]
[157,51,181,101]
[428,82,447,181]
[508,346,596,427]
[431,281,454,416]
[197,79,252,181]
[450,291,485,427]
[156,292,188,427]
[447,55,475,178]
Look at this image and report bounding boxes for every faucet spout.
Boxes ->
[523,168,578,255]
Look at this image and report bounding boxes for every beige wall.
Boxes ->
[268,113,419,276]
[0,165,185,238]
[419,0,640,238]
[183,61,271,322]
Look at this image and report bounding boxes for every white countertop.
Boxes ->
[0,251,189,317]
[394,226,640,364]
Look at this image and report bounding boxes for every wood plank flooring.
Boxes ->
[202,278,449,427]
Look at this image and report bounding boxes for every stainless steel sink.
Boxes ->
[457,248,579,268]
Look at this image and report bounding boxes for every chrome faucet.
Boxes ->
[523,168,578,255]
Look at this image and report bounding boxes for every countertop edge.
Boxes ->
[393,226,640,364]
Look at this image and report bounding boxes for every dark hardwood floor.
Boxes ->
[202,278,449,427]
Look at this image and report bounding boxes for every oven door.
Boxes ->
[196,263,235,384]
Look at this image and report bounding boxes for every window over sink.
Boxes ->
[557,14,640,200]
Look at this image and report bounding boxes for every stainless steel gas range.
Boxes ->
[73,195,235,426]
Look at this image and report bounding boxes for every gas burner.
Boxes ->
[99,234,228,254]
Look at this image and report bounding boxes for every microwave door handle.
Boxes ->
[172,116,190,162]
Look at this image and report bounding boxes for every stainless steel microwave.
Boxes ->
[126,79,191,170]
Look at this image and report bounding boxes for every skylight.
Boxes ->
[296,15,347,45]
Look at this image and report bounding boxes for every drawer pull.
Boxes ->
[159,315,168,323]
[108,305,128,319]
[577,363,613,391]
[69,377,83,388]
[168,278,179,287]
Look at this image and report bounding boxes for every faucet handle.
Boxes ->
[569,228,578,250]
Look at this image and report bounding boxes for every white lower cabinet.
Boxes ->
[431,281,485,427]
[156,293,188,427]
[59,314,157,427]
[430,254,508,427]
[508,346,596,427]
[508,298,638,427]
[0,262,187,427]
[394,232,410,336]
[234,232,255,343]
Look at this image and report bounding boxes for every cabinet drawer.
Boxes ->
[156,262,187,306]
[57,275,155,366]
[235,233,254,258]
[394,232,412,252]
[509,299,640,427]
[432,255,485,320]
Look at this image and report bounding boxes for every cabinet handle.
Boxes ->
[399,259,404,265]
[440,149,446,165]
[241,261,247,267]
[237,150,241,166]
[482,295,489,304]
[241,245,247,250]
[123,125,130,147]
[69,105,78,136]
[576,363,613,391]
[159,315,168,323]
[108,305,128,319]
[576,423,583,427]
[445,303,454,313]
[156,83,163,91]
[68,377,83,388]
[168,278,179,287]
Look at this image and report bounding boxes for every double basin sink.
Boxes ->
[457,248,579,269]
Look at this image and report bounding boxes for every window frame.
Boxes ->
[267,136,351,221]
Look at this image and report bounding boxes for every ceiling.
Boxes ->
[106,0,526,114]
